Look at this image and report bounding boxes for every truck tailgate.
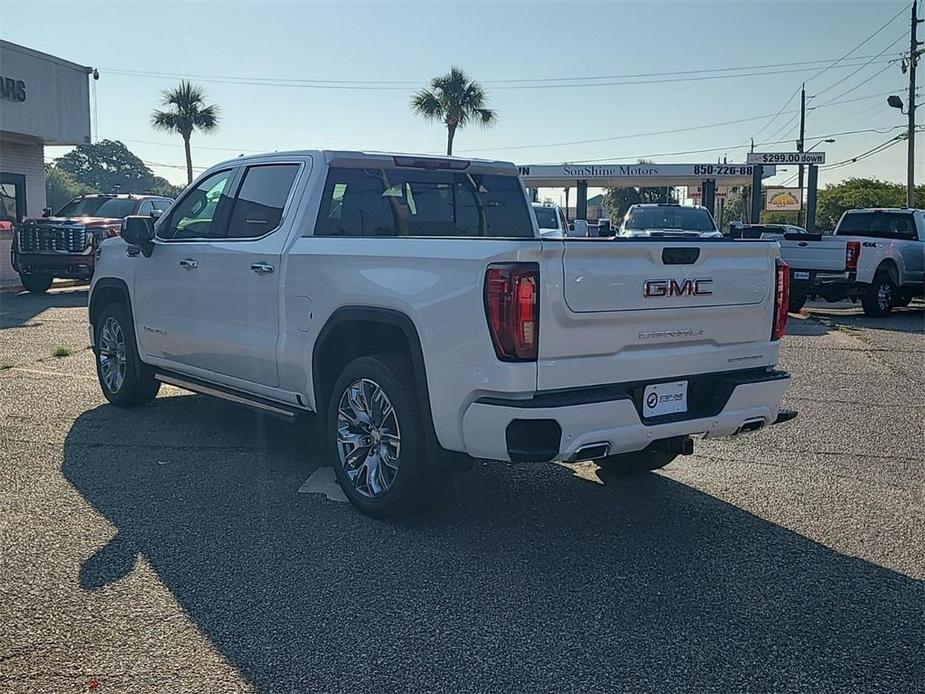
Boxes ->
[537,240,779,391]
[778,237,846,272]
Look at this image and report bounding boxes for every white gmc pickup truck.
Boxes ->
[88,150,795,516]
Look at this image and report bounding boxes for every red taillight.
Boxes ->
[845,241,860,271]
[484,263,539,361]
[772,259,790,341]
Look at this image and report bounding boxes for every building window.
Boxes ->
[0,173,26,224]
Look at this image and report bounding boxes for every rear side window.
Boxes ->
[533,206,559,230]
[835,212,917,240]
[226,164,300,238]
[313,166,534,238]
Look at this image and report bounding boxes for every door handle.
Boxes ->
[251,262,274,274]
[179,258,198,269]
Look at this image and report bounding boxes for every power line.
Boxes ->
[814,31,908,99]
[457,89,898,154]
[98,58,897,93]
[805,2,911,83]
[554,125,906,166]
[751,84,803,142]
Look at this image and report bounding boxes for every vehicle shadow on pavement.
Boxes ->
[804,305,924,336]
[0,288,89,330]
[63,395,921,693]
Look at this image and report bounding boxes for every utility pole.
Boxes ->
[907,0,921,208]
[797,83,806,226]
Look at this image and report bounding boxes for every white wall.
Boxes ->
[0,41,91,146]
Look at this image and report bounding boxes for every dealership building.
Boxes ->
[0,40,93,224]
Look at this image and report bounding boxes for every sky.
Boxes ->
[1,0,921,203]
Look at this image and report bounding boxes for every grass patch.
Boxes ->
[53,345,75,358]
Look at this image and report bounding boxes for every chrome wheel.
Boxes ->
[98,316,127,394]
[335,378,401,499]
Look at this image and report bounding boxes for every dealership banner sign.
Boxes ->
[765,188,802,211]
[747,151,825,165]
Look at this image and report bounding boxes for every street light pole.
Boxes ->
[797,84,806,226]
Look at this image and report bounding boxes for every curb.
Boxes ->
[0,279,88,294]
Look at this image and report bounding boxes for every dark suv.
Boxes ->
[12,194,173,293]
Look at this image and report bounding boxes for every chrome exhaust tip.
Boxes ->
[735,418,766,435]
[571,443,611,461]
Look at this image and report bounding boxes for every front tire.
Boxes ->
[19,273,53,294]
[595,449,677,474]
[861,272,895,317]
[328,354,431,518]
[94,302,160,406]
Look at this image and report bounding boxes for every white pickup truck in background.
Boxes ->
[773,208,925,314]
[88,150,795,517]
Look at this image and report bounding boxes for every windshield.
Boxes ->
[56,197,137,219]
[624,206,716,232]
[532,206,559,229]
[835,212,917,239]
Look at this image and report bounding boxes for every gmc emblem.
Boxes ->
[644,278,713,297]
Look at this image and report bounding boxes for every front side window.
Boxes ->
[226,164,300,238]
[158,169,234,240]
[313,166,534,238]
[836,212,917,240]
[138,200,155,215]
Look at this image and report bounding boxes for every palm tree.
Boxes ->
[411,67,497,156]
[151,80,220,184]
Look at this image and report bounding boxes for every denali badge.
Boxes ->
[644,278,713,297]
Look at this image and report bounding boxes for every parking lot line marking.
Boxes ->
[297,466,348,503]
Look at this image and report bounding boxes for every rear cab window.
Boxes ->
[313,164,534,238]
[835,211,918,240]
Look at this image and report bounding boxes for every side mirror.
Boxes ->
[572,219,589,237]
[122,215,156,256]
[150,208,164,220]
[598,220,613,237]
[42,207,53,217]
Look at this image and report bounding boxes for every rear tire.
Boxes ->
[328,354,431,518]
[789,291,807,313]
[893,293,913,308]
[861,272,895,317]
[594,449,677,474]
[94,302,160,406]
[20,273,53,294]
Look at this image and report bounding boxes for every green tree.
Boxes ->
[55,140,169,195]
[151,80,220,184]
[411,67,497,155]
[602,161,673,221]
[815,178,924,231]
[45,163,94,212]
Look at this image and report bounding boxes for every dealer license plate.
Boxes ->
[643,381,688,418]
[793,271,810,280]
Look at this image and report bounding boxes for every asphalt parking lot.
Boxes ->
[0,287,922,694]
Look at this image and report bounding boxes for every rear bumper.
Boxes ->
[12,251,95,279]
[460,368,792,462]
